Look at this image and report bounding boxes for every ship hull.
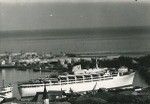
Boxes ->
[19,72,135,97]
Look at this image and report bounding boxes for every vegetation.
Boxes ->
[67,89,150,104]
[98,56,136,69]
[136,55,150,84]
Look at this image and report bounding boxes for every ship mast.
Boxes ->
[2,69,6,88]
[2,80,5,88]
[96,58,99,69]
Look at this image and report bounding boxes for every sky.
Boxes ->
[0,0,150,31]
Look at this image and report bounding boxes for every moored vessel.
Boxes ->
[18,65,135,97]
[0,86,13,99]
[0,80,13,99]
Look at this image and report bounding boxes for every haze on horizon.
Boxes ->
[0,0,150,31]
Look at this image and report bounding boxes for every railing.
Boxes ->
[57,75,114,85]
[20,73,118,87]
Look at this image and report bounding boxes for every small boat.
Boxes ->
[0,86,13,98]
[0,96,4,103]
[0,80,13,99]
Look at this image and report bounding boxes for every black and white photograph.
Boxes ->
[0,0,150,104]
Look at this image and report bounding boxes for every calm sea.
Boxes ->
[0,27,150,54]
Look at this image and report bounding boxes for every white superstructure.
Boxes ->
[72,65,107,74]
[18,67,135,97]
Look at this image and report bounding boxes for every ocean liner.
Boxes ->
[18,64,135,97]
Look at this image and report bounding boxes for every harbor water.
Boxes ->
[0,68,148,99]
[0,69,50,98]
